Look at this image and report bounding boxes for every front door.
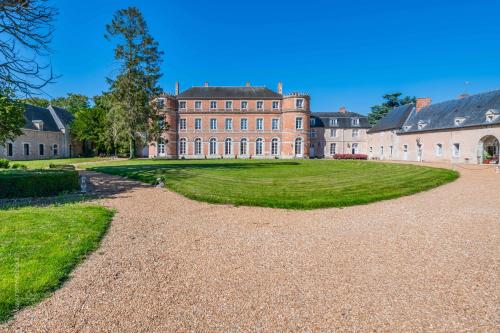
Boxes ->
[309,144,315,158]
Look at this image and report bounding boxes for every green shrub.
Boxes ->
[11,163,27,170]
[49,163,76,170]
[0,170,80,199]
[0,159,9,169]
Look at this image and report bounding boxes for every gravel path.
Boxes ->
[2,164,499,332]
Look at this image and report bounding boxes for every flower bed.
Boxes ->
[333,154,368,160]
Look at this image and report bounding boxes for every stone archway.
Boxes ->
[477,135,499,164]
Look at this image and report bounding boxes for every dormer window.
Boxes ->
[417,120,427,130]
[310,118,315,126]
[403,125,412,131]
[485,109,499,123]
[454,117,466,126]
[32,120,44,131]
[351,118,359,126]
[329,118,338,126]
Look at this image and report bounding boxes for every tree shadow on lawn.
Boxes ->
[90,161,301,184]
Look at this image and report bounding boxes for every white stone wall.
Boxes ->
[310,127,369,158]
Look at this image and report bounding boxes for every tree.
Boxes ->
[0,88,25,145]
[71,93,114,155]
[105,7,163,158]
[51,93,90,114]
[368,93,416,125]
[19,97,50,107]
[0,0,57,95]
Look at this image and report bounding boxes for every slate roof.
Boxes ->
[311,112,371,129]
[401,89,500,133]
[51,105,74,127]
[22,104,73,132]
[177,86,282,99]
[367,104,415,134]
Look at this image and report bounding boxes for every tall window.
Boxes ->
[224,138,232,155]
[210,118,217,130]
[256,118,263,130]
[6,143,13,157]
[330,143,336,155]
[294,137,302,155]
[436,143,443,156]
[351,118,360,126]
[209,138,217,155]
[352,129,359,137]
[240,138,248,155]
[23,143,29,156]
[452,143,460,157]
[240,118,248,130]
[329,118,338,126]
[389,146,393,156]
[156,98,164,109]
[351,143,358,154]
[210,101,217,109]
[380,146,384,156]
[225,101,233,110]
[241,101,248,109]
[296,99,304,109]
[255,138,263,155]
[179,138,187,155]
[195,101,202,109]
[295,117,303,129]
[256,101,263,109]
[271,138,279,156]
[195,118,202,130]
[272,101,279,109]
[179,101,186,109]
[272,118,279,130]
[158,139,165,155]
[194,138,202,155]
[225,118,233,130]
[52,144,58,156]
[330,129,337,137]
[310,129,316,138]
[39,144,44,156]
[179,118,187,130]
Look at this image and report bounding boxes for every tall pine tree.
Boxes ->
[105,7,163,158]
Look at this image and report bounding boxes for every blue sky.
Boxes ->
[46,0,500,114]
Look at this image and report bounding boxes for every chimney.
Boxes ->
[245,82,251,87]
[416,97,431,112]
[175,81,180,96]
[277,81,283,94]
[204,81,209,87]
[339,106,347,114]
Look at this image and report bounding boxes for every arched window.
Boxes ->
[224,138,232,155]
[52,144,58,156]
[271,138,279,156]
[240,138,248,155]
[209,138,217,155]
[194,138,202,155]
[255,138,263,155]
[158,138,165,156]
[179,138,187,155]
[294,138,302,156]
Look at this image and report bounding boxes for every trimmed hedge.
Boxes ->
[0,170,79,199]
[333,154,368,160]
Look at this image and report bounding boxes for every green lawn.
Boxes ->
[85,159,458,209]
[18,157,111,169]
[0,204,114,322]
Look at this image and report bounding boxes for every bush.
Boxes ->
[0,159,9,169]
[49,163,76,170]
[333,154,368,160]
[11,163,27,169]
[0,170,80,199]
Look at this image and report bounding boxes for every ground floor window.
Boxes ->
[23,143,30,156]
[389,146,393,157]
[351,143,358,154]
[294,138,302,155]
[452,143,460,157]
[240,138,247,155]
[158,139,165,155]
[271,138,279,155]
[436,143,443,156]
[380,146,384,156]
[194,138,202,155]
[52,144,58,156]
[225,138,232,155]
[209,138,217,155]
[39,144,44,156]
[7,143,13,157]
[330,143,336,155]
[179,138,187,155]
[256,138,263,155]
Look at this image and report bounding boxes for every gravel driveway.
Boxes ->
[2,164,499,332]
